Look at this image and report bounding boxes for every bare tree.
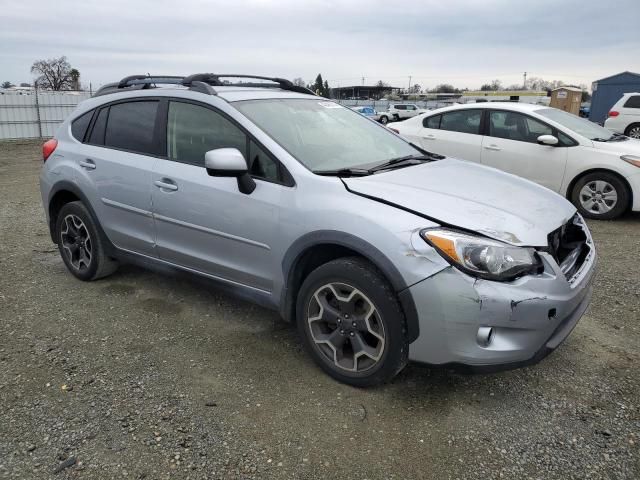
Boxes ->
[30,56,78,90]
[292,77,306,87]
[1,81,14,89]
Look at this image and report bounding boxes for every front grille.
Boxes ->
[547,214,590,282]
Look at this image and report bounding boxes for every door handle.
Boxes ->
[484,145,501,151]
[424,134,436,140]
[154,179,178,191]
[79,159,96,170]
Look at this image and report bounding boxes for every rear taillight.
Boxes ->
[43,138,58,162]
[608,111,620,117]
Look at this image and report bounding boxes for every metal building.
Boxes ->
[590,71,640,124]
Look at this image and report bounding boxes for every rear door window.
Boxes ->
[104,101,159,154]
[71,110,93,142]
[439,110,482,134]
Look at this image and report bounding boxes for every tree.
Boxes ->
[409,84,421,94]
[323,80,330,97]
[313,74,324,95]
[292,77,306,87]
[480,79,502,91]
[375,80,389,87]
[19,82,31,87]
[30,56,78,90]
[69,68,80,90]
[431,84,457,94]
[1,81,14,89]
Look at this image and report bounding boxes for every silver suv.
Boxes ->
[40,73,596,386]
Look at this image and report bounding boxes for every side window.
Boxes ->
[423,114,441,129]
[623,96,640,108]
[104,101,159,154]
[395,105,405,111]
[489,111,552,143]
[71,110,93,142]
[557,131,576,146]
[88,107,108,145]
[407,105,417,111]
[249,140,280,182]
[440,110,482,135]
[167,101,246,166]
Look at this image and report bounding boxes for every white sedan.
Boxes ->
[391,103,640,219]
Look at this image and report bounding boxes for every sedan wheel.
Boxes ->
[578,180,618,216]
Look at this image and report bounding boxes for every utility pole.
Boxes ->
[523,71,527,90]
[362,76,365,86]
[408,75,412,92]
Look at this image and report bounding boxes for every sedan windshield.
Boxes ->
[234,99,420,172]
[536,108,620,141]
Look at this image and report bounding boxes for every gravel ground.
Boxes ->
[0,140,638,480]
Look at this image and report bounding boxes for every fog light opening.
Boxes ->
[477,326,494,347]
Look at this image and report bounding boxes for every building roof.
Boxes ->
[594,71,640,83]
[552,86,582,92]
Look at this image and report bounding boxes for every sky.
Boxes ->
[1,0,639,91]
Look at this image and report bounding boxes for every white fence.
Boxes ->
[0,90,91,140]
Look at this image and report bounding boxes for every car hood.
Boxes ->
[343,159,576,247]
[591,137,640,154]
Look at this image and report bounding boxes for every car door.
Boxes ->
[414,109,483,161]
[151,99,291,292]
[481,110,568,192]
[75,99,160,256]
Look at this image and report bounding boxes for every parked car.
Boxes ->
[391,102,640,220]
[579,103,590,118]
[40,74,596,387]
[385,103,427,122]
[352,106,382,123]
[604,92,640,139]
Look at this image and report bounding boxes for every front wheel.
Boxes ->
[571,172,629,220]
[296,257,408,387]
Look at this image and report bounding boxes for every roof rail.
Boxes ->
[182,73,316,95]
[94,73,316,97]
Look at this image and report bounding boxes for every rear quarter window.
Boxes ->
[623,96,640,108]
[104,101,159,154]
[71,110,93,142]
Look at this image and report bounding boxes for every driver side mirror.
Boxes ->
[537,134,559,146]
[204,148,256,194]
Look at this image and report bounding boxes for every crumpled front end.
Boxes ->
[408,216,596,368]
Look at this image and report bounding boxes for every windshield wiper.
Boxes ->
[368,154,431,173]
[590,135,627,142]
[313,167,371,177]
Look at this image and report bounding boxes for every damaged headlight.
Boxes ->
[421,229,541,281]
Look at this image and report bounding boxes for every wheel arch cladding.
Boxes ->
[567,168,633,209]
[281,230,420,343]
[48,181,116,256]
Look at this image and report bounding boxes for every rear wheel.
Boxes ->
[379,115,389,125]
[624,123,640,139]
[296,257,408,387]
[56,201,118,280]
[571,172,629,220]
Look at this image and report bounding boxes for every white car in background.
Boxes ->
[604,92,640,139]
[383,103,427,123]
[391,103,640,219]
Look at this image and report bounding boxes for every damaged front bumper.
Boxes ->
[407,240,596,369]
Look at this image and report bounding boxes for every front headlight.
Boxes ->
[421,229,541,281]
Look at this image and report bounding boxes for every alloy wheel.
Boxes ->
[60,214,92,271]
[628,126,640,139]
[579,180,618,215]
[307,282,385,373]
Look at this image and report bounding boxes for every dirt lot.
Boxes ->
[0,140,638,480]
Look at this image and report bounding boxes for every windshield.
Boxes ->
[234,99,419,171]
[536,108,617,141]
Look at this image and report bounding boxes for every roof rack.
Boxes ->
[94,73,316,97]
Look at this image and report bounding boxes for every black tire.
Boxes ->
[379,115,389,125]
[56,201,118,281]
[624,123,640,139]
[392,114,400,121]
[570,172,629,220]
[296,257,408,387]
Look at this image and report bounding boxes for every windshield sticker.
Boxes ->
[318,101,343,109]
